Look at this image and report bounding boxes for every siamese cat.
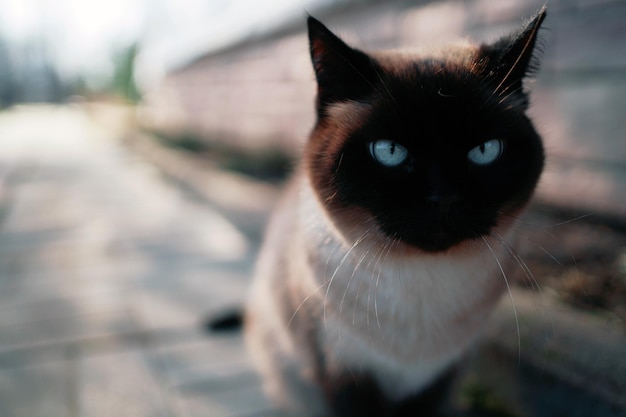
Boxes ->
[246,7,546,417]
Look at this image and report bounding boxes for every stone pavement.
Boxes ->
[1,104,625,417]
[0,105,279,417]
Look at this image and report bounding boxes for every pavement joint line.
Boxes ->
[0,325,229,368]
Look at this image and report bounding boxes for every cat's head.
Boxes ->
[305,8,547,253]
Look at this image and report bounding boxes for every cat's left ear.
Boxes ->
[308,16,378,117]
[479,6,547,101]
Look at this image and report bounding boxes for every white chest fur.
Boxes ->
[321,247,508,399]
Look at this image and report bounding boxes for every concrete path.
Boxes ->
[0,105,277,417]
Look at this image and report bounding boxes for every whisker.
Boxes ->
[544,212,595,228]
[338,240,373,339]
[493,235,557,377]
[324,229,371,331]
[538,245,563,267]
[287,281,328,329]
[541,228,557,241]
[339,250,370,318]
[320,215,375,292]
[494,232,543,295]
[374,237,394,331]
[366,234,390,343]
[353,235,384,326]
[482,236,521,369]
[497,210,546,230]
[498,210,591,267]
[498,209,595,230]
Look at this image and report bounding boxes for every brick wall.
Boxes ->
[139,0,626,218]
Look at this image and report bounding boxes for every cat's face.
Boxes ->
[305,10,546,253]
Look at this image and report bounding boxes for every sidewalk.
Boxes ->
[0,105,278,417]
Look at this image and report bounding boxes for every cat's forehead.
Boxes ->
[371,41,480,76]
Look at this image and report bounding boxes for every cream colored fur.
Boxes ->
[245,171,519,415]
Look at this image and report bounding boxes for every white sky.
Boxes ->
[0,0,326,88]
[0,0,145,81]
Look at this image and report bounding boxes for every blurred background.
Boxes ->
[0,0,625,416]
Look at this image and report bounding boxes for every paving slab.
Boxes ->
[148,334,250,387]
[77,349,176,417]
[0,105,266,417]
[0,360,72,417]
[175,385,280,417]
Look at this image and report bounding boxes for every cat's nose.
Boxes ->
[425,164,460,205]
[425,192,461,205]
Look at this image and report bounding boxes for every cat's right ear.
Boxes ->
[477,6,547,107]
[308,16,377,116]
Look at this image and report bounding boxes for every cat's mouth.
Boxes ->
[412,230,466,252]
[395,229,474,253]
[374,208,496,253]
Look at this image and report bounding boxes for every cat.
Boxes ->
[245,7,546,417]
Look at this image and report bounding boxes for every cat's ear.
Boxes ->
[479,6,547,104]
[307,16,377,116]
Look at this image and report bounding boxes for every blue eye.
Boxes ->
[369,140,409,167]
[468,139,503,165]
